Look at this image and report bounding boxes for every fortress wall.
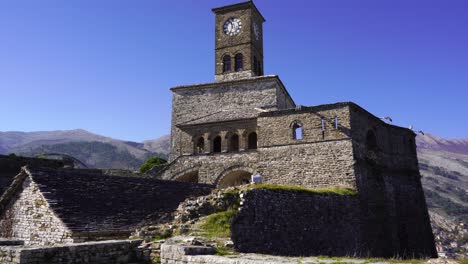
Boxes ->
[231,188,361,256]
[349,105,437,258]
[256,140,356,189]
[257,105,351,147]
[162,139,356,189]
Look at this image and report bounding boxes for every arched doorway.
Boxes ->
[230,134,239,152]
[217,170,252,188]
[248,132,257,149]
[174,170,199,183]
[213,136,222,153]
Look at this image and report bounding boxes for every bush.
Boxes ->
[139,156,167,174]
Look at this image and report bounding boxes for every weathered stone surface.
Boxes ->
[232,188,361,257]
[0,239,142,264]
[0,167,213,245]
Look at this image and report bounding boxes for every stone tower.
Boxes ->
[213,1,265,82]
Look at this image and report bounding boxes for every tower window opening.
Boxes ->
[248,132,258,149]
[230,134,240,152]
[292,122,303,140]
[235,53,243,72]
[213,136,222,153]
[223,55,232,73]
[196,137,205,154]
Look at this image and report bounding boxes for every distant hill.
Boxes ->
[416,133,468,257]
[0,130,167,170]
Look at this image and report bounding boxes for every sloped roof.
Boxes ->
[178,108,263,127]
[0,155,66,198]
[23,167,213,234]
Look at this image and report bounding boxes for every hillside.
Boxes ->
[416,134,468,257]
[0,130,167,170]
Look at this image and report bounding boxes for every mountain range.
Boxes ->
[0,130,169,170]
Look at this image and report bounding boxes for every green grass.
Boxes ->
[249,184,357,196]
[215,246,237,256]
[458,260,468,264]
[316,256,426,263]
[199,210,237,238]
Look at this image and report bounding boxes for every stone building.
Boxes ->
[157,1,437,258]
[0,166,211,246]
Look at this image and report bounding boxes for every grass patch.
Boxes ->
[152,229,172,241]
[250,184,357,195]
[215,246,237,256]
[458,260,468,264]
[199,210,237,238]
[316,256,426,263]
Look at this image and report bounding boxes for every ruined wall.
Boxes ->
[162,139,356,189]
[0,240,142,264]
[0,175,73,246]
[231,189,361,256]
[170,77,293,161]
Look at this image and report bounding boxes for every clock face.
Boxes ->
[253,22,260,40]
[223,17,242,36]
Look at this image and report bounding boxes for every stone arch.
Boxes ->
[172,168,199,183]
[213,135,222,153]
[194,136,205,154]
[230,134,240,152]
[216,166,255,188]
[247,132,257,149]
[290,120,303,140]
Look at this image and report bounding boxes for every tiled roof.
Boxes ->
[25,167,213,233]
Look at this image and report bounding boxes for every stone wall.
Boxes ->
[258,104,351,147]
[161,139,356,189]
[0,174,73,246]
[349,104,437,258]
[169,76,294,161]
[231,188,361,256]
[0,240,142,264]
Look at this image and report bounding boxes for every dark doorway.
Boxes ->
[213,136,222,153]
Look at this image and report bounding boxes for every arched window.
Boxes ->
[292,122,303,140]
[230,134,239,152]
[235,53,243,72]
[258,62,263,75]
[223,55,231,73]
[196,137,205,154]
[248,132,257,149]
[366,130,377,151]
[213,136,222,153]
[253,56,258,75]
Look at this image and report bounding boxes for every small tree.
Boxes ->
[139,157,167,174]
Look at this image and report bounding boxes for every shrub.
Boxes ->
[139,157,167,174]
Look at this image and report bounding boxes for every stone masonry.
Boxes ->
[0,172,73,246]
[157,0,437,258]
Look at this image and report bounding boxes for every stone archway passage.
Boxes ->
[175,170,199,183]
[218,170,252,188]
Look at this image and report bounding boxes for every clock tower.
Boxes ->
[212,1,265,82]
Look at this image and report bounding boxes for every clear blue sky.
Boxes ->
[0,0,467,141]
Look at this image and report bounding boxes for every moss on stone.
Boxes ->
[249,184,357,196]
